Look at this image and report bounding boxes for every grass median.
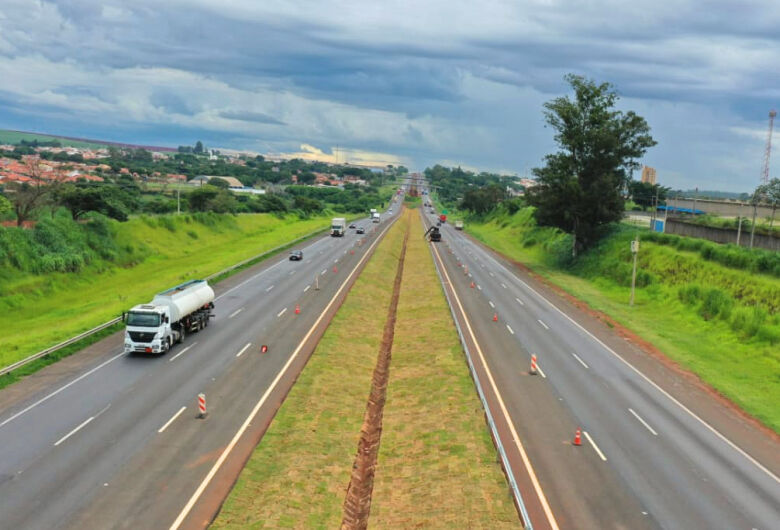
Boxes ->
[212,212,409,528]
[369,210,517,527]
[213,209,517,528]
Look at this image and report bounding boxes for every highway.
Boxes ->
[423,207,780,529]
[0,206,401,529]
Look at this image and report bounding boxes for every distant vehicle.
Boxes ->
[388,209,393,214]
[331,217,347,237]
[124,280,214,355]
[372,212,380,223]
[437,221,441,226]
[424,225,441,242]
[439,214,447,223]
[349,223,356,229]
[454,220,463,230]
[289,250,303,261]
[356,227,365,234]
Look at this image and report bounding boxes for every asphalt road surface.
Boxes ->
[423,208,780,530]
[0,206,401,530]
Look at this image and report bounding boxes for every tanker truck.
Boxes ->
[124,280,215,354]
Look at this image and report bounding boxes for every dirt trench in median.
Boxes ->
[341,219,410,529]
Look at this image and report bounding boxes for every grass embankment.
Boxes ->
[0,128,107,149]
[0,213,329,369]
[467,207,780,433]
[369,211,517,527]
[213,211,408,528]
[214,209,515,528]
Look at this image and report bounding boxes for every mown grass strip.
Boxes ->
[212,212,410,529]
[0,213,330,369]
[369,210,518,528]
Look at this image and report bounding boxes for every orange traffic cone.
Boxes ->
[333,266,338,273]
[573,429,582,446]
[530,354,538,375]
[470,281,475,288]
[350,249,354,255]
[493,313,498,322]
[294,304,301,315]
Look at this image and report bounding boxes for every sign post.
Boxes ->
[629,237,639,306]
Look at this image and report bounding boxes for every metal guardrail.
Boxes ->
[1,227,328,377]
[423,212,532,528]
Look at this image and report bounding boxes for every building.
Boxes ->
[641,165,657,185]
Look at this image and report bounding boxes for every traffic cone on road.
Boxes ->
[333,266,338,273]
[530,354,538,375]
[470,281,475,288]
[493,313,498,322]
[294,304,301,315]
[573,429,582,446]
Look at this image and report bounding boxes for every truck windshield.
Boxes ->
[331,225,342,230]
[127,312,161,327]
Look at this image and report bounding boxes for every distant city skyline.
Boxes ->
[1,1,778,192]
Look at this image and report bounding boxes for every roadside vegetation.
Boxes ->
[370,210,517,527]
[214,209,516,527]
[466,205,780,432]
[0,211,330,369]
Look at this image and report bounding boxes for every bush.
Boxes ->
[730,306,767,338]
[678,284,703,305]
[756,324,780,345]
[699,288,734,321]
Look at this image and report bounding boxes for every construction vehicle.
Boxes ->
[424,225,441,242]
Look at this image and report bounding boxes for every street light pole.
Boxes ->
[629,236,639,306]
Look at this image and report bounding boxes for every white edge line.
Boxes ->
[511,275,780,483]
[501,283,507,289]
[320,269,326,275]
[506,324,514,335]
[158,406,187,433]
[429,242,560,530]
[169,343,196,363]
[629,408,659,436]
[265,285,274,292]
[276,308,287,318]
[228,308,243,319]
[489,300,495,308]
[477,285,482,290]
[515,297,524,306]
[236,343,252,357]
[54,415,95,446]
[536,364,547,378]
[169,215,398,530]
[538,319,549,330]
[303,285,311,292]
[571,352,589,369]
[583,431,607,461]
[0,351,125,428]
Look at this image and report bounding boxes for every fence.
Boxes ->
[664,218,779,252]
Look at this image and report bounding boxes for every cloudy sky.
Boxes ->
[1,1,778,191]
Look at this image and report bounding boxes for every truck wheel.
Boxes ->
[163,338,171,354]
[178,328,185,344]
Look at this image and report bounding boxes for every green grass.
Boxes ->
[467,207,780,433]
[0,129,108,149]
[212,209,409,529]
[0,213,330,369]
[370,211,517,527]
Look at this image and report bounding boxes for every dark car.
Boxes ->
[349,223,356,229]
[356,227,365,234]
[289,250,303,261]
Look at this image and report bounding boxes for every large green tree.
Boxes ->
[527,74,656,256]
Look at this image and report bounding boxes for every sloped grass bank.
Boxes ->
[468,207,780,433]
[369,211,517,527]
[213,211,408,529]
[0,212,330,369]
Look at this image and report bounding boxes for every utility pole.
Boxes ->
[736,215,743,246]
[629,235,639,306]
[750,202,757,249]
[177,188,181,215]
